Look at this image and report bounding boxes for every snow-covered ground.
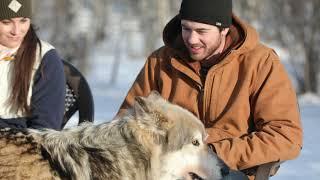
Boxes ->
[67,43,320,179]
[272,93,320,180]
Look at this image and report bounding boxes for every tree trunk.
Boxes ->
[304,47,319,93]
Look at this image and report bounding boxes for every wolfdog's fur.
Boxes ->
[0,91,232,180]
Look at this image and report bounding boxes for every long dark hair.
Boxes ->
[8,24,41,115]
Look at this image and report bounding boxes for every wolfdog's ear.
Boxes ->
[144,90,163,103]
[134,96,149,116]
[148,90,161,97]
[133,91,162,116]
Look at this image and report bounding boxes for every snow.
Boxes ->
[298,93,320,106]
[65,42,320,179]
[273,104,320,179]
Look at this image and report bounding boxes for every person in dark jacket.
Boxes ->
[0,0,65,130]
[117,0,303,179]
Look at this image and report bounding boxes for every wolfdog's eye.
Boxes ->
[192,139,200,146]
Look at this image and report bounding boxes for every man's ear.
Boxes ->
[221,27,229,36]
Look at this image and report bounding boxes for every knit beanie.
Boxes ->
[0,0,32,20]
[179,0,232,28]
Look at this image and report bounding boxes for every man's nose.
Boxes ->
[187,31,199,44]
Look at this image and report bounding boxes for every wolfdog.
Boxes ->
[0,91,246,180]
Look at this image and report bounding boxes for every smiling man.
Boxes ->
[117,0,303,179]
[181,20,229,61]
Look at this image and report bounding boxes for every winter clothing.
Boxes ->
[0,41,65,130]
[0,0,32,20]
[179,0,232,27]
[117,14,303,179]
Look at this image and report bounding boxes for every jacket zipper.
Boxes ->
[197,84,206,124]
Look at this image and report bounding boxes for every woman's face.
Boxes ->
[0,17,31,49]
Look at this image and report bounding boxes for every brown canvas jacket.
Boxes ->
[117,15,303,172]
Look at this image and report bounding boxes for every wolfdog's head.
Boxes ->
[125,91,230,180]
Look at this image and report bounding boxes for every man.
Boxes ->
[117,0,303,179]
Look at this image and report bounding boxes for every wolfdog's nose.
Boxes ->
[221,166,230,176]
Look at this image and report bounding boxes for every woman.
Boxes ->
[0,0,65,129]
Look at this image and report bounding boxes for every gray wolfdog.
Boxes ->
[0,91,247,180]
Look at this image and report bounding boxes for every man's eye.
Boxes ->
[192,139,200,146]
[182,27,190,31]
[197,31,207,34]
[1,21,10,25]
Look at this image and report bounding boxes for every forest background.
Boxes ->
[31,0,320,95]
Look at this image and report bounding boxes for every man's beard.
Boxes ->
[188,36,222,61]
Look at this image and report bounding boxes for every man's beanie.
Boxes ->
[179,0,232,28]
[0,0,32,20]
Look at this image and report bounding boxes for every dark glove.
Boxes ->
[208,143,249,180]
[223,170,249,180]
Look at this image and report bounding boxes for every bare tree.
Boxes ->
[33,0,109,75]
[267,0,320,94]
[235,0,320,94]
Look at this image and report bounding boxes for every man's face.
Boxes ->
[0,17,30,49]
[181,19,229,61]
